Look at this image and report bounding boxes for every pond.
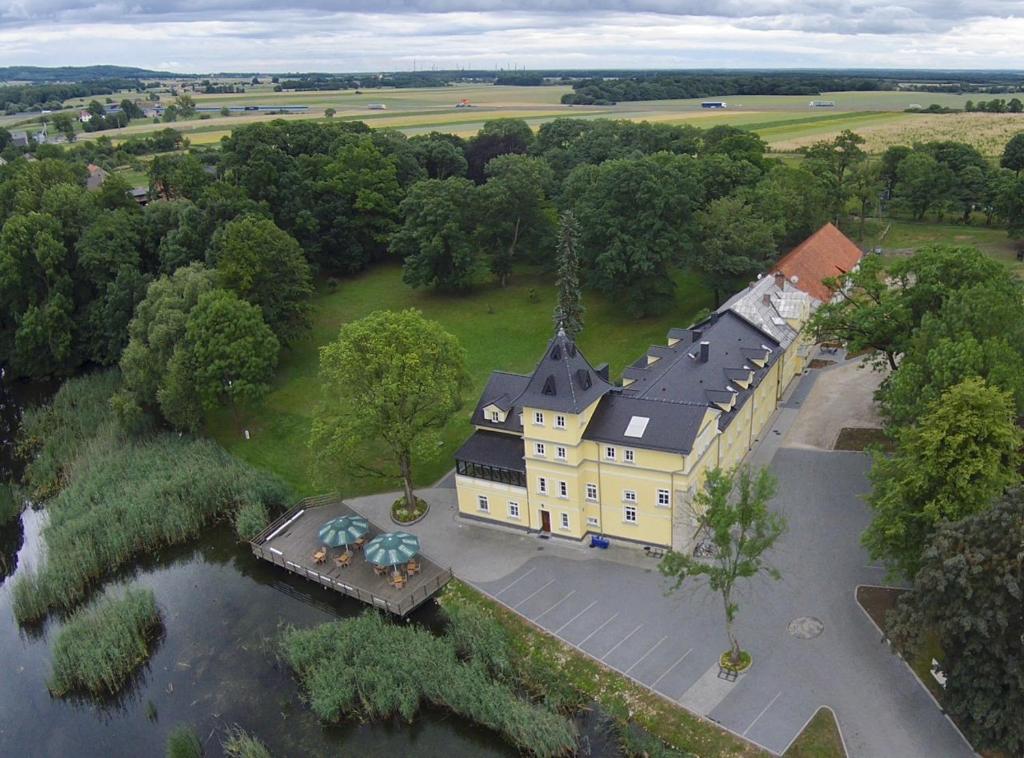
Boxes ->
[0,376,618,757]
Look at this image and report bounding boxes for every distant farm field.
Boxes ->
[65,83,1022,156]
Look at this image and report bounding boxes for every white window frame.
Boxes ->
[605,446,616,461]
[587,516,600,527]
[623,489,637,503]
[555,414,566,429]
[508,501,520,519]
[478,495,489,512]
[657,489,671,507]
[534,411,545,425]
[490,410,500,422]
[586,483,598,501]
[538,477,547,495]
[534,442,546,457]
[624,448,635,464]
[560,512,570,530]
[556,445,567,460]
[558,480,568,498]
[624,504,637,524]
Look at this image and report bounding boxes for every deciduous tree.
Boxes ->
[182,289,279,418]
[478,154,555,286]
[394,178,481,292]
[863,377,1022,580]
[208,215,312,343]
[888,489,1024,755]
[565,152,702,317]
[311,309,468,509]
[659,466,785,667]
[999,132,1024,175]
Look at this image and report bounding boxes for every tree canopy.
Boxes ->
[208,214,312,344]
[863,377,1022,580]
[888,489,1024,755]
[310,309,468,508]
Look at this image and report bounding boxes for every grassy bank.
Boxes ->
[207,263,714,497]
[12,372,290,623]
[49,588,161,696]
[439,580,762,757]
[281,611,578,757]
[784,708,846,757]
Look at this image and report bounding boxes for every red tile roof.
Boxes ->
[771,223,863,302]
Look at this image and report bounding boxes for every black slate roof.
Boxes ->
[582,392,708,455]
[454,431,526,473]
[471,371,530,432]
[514,329,612,414]
[622,311,782,432]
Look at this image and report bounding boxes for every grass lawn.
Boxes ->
[783,708,846,757]
[206,263,713,498]
[440,579,764,757]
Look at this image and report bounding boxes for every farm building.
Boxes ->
[701,101,727,109]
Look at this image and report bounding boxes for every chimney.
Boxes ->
[699,341,710,363]
[773,271,786,289]
[709,312,720,325]
[691,328,703,343]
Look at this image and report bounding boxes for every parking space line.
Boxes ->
[554,600,598,634]
[577,613,619,647]
[743,690,783,736]
[625,635,668,674]
[533,590,575,621]
[512,579,555,609]
[601,624,644,661]
[649,648,692,689]
[495,568,535,596]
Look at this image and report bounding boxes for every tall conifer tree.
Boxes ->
[553,211,584,340]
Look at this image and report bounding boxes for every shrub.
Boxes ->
[222,725,273,758]
[166,724,203,758]
[49,588,161,696]
[234,500,271,541]
[12,373,290,623]
[390,495,428,524]
[281,612,577,757]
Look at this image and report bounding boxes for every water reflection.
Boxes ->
[0,377,615,758]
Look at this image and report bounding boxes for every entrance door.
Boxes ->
[540,510,551,533]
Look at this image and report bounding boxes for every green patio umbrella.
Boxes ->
[318,516,369,550]
[364,532,420,567]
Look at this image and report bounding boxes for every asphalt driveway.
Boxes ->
[467,450,971,757]
[349,355,973,757]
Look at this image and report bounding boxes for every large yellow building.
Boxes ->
[454,226,859,552]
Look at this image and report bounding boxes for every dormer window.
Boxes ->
[490,410,500,422]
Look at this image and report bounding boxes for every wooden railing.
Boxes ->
[249,493,453,617]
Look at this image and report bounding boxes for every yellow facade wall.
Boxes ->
[455,475,531,529]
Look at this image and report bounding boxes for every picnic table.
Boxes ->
[312,548,327,564]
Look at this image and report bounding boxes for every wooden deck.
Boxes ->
[250,495,453,617]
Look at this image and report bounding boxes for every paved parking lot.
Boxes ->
[471,449,973,757]
[351,358,974,757]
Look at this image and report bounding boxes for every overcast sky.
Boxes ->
[1,1,1023,72]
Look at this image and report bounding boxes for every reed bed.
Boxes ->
[48,588,161,696]
[166,724,203,758]
[281,612,577,757]
[12,372,290,623]
[221,726,273,758]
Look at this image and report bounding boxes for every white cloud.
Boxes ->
[0,6,1021,71]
